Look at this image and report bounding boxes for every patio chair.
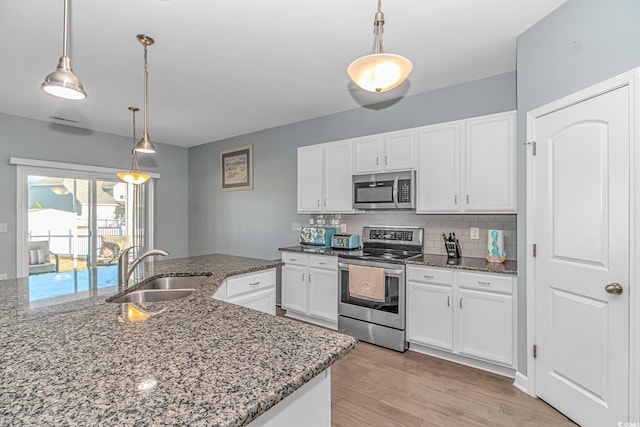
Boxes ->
[28,241,59,275]
[96,236,131,266]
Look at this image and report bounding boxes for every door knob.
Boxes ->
[605,282,623,295]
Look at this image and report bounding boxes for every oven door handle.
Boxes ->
[339,262,404,276]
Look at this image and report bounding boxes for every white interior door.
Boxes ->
[533,86,630,426]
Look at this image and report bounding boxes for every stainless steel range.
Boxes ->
[338,226,424,352]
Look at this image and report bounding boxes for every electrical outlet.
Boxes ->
[291,222,301,231]
[340,224,347,233]
[0,274,7,280]
[0,223,7,232]
[470,227,480,240]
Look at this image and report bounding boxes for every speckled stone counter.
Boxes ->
[280,246,517,275]
[278,246,359,257]
[0,254,357,426]
[406,254,517,275]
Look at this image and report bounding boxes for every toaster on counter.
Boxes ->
[331,234,360,250]
[299,226,337,247]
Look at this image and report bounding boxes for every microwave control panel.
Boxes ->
[399,179,411,202]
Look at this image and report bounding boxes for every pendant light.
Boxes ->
[347,0,412,93]
[134,34,156,154]
[41,0,87,100]
[117,107,151,185]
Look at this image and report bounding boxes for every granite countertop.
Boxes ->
[280,246,517,275]
[0,254,357,426]
[406,254,517,275]
[278,245,360,257]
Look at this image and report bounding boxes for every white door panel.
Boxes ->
[551,122,609,266]
[534,85,629,426]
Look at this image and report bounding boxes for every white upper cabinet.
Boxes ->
[416,111,516,214]
[323,140,354,212]
[353,130,416,174]
[297,145,324,212]
[417,123,461,212]
[463,112,516,212]
[297,139,355,214]
[353,135,381,174]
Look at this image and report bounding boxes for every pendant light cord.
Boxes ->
[372,0,385,54]
[143,44,148,135]
[130,107,140,172]
[62,0,68,57]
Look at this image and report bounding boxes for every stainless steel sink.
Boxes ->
[109,288,195,304]
[138,275,210,290]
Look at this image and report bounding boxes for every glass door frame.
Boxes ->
[13,158,157,278]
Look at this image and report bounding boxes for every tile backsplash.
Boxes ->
[310,212,517,261]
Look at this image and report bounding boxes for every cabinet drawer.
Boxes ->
[282,252,307,266]
[226,269,276,298]
[407,266,453,286]
[458,271,513,294]
[309,255,338,270]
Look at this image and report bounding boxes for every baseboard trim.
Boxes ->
[513,371,534,397]
[409,342,516,378]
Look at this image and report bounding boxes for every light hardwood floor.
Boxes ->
[330,342,577,427]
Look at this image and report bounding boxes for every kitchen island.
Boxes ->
[0,254,357,426]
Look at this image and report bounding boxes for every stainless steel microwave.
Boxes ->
[352,170,416,210]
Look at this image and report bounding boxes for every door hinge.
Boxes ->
[533,344,537,359]
[533,244,537,257]
[525,140,537,156]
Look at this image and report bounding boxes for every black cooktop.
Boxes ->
[338,248,422,264]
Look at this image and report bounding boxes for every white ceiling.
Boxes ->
[0,0,566,148]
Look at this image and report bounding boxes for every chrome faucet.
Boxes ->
[118,247,170,292]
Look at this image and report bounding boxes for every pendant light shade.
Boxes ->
[118,107,151,185]
[41,0,87,100]
[134,34,156,154]
[348,0,412,93]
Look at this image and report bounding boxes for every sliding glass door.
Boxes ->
[16,163,153,304]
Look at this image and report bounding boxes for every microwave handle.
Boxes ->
[392,175,399,207]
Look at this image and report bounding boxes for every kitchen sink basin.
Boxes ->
[138,275,210,290]
[109,288,195,304]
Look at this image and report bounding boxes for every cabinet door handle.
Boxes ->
[309,274,312,282]
[384,155,388,165]
[249,281,260,286]
[324,198,327,207]
[478,281,491,286]
[319,262,326,265]
[447,296,450,307]
[376,156,380,166]
[466,194,470,204]
[302,273,305,282]
[290,258,297,262]
[454,195,458,205]
[424,275,435,279]
[317,199,321,207]
[460,298,463,309]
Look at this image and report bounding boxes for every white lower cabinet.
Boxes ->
[213,268,277,315]
[407,282,453,351]
[281,252,338,329]
[407,265,516,375]
[457,288,513,365]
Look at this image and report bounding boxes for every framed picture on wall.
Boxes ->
[220,145,253,191]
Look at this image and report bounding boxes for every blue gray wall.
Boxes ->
[188,72,516,259]
[0,113,189,278]
[516,0,640,374]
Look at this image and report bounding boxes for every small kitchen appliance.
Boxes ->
[299,226,337,247]
[331,234,360,250]
[352,170,416,210]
